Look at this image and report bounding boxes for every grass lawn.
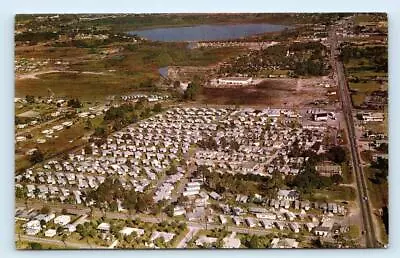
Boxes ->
[349,81,382,93]
[311,186,356,202]
[348,70,387,79]
[364,167,388,210]
[16,72,157,101]
[351,93,366,107]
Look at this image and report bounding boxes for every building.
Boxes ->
[54,215,71,226]
[217,77,253,86]
[315,162,342,177]
[150,231,175,243]
[25,220,41,235]
[97,222,110,232]
[277,189,299,201]
[195,236,218,247]
[44,229,57,237]
[271,238,299,248]
[119,227,144,236]
[245,217,257,228]
[222,232,241,248]
[313,112,329,122]
[360,112,384,122]
[289,222,300,233]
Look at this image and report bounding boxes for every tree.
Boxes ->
[84,144,93,155]
[29,149,44,164]
[15,187,26,199]
[67,98,82,108]
[153,103,162,113]
[327,146,347,164]
[25,95,35,104]
[93,126,107,138]
[84,119,93,130]
[40,205,50,214]
[166,164,178,176]
[173,80,181,88]
[331,174,344,184]
[61,233,68,247]
[183,81,201,101]
[29,242,42,250]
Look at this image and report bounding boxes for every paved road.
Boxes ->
[329,25,377,248]
[176,226,200,248]
[17,234,103,249]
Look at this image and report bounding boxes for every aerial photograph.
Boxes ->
[14,13,388,249]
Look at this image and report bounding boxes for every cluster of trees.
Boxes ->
[86,178,154,213]
[15,31,59,44]
[28,149,44,164]
[25,95,35,104]
[165,164,178,176]
[286,145,346,194]
[183,81,201,101]
[294,59,327,76]
[287,161,343,195]
[218,41,329,77]
[370,157,388,184]
[202,165,279,197]
[340,45,388,72]
[67,98,82,108]
[241,234,272,248]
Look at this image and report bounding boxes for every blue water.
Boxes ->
[129,23,288,42]
[158,67,168,78]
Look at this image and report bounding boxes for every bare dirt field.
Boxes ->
[201,77,335,107]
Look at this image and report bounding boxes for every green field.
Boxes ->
[16,72,156,100]
[310,186,356,202]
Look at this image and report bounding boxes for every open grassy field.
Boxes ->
[349,81,382,93]
[310,185,356,202]
[16,71,156,100]
[16,40,247,100]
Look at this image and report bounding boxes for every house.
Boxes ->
[44,229,57,237]
[209,191,222,200]
[25,220,41,235]
[245,217,257,228]
[97,222,110,232]
[277,189,299,201]
[275,221,285,230]
[222,232,241,248]
[195,235,218,247]
[150,231,175,243]
[314,226,330,237]
[260,219,274,229]
[54,215,71,226]
[232,216,242,226]
[219,215,227,224]
[173,206,186,216]
[64,224,76,233]
[119,227,144,236]
[314,221,333,237]
[271,238,299,248]
[305,222,315,232]
[289,222,300,233]
[35,213,55,223]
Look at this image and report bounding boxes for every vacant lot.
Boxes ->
[15,71,156,100]
[201,78,332,107]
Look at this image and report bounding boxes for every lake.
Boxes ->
[128,23,289,42]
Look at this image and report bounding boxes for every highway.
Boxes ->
[329,24,377,248]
